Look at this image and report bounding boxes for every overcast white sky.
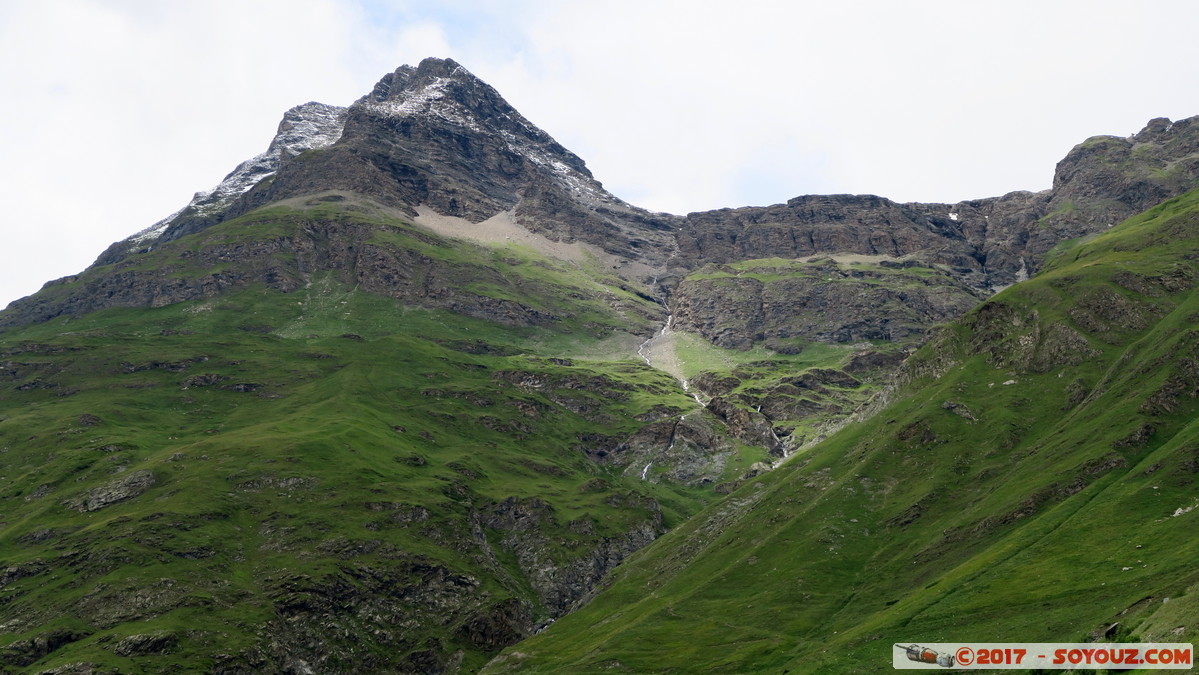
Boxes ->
[3,0,1199,310]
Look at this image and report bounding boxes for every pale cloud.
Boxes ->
[3,0,1199,309]
[497,0,1199,212]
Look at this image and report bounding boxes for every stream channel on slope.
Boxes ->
[635,314,792,480]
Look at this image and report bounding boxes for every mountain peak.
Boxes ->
[356,57,526,134]
[350,58,595,187]
[82,57,680,285]
[365,57,473,101]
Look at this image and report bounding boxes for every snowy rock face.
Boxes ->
[355,59,619,208]
[97,57,677,271]
[247,57,678,264]
[103,102,348,260]
[193,102,348,217]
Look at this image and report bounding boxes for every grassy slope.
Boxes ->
[483,190,1199,674]
[0,201,720,672]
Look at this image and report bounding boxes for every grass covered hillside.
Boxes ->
[483,190,1199,674]
[0,196,764,673]
[0,187,920,673]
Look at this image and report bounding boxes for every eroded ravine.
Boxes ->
[636,314,705,406]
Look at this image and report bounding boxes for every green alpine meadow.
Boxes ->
[2,58,1198,673]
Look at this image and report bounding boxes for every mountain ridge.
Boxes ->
[7,59,1199,344]
[2,58,1199,673]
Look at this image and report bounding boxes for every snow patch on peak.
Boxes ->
[361,63,623,209]
[360,76,490,136]
[190,102,347,212]
[127,211,180,247]
[364,76,454,117]
[274,102,346,153]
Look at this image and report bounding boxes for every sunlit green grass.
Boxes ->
[483,190,1199,674]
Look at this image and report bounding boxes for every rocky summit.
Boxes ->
[2,57,1199,673]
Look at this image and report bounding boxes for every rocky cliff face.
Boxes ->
[677,194,990,283]
[671,257,986,349]
[1041,116,1199,238]
[675,116,1199,293]
[663,116,1199,352]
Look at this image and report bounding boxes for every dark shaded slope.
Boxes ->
[0,198,659,332]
